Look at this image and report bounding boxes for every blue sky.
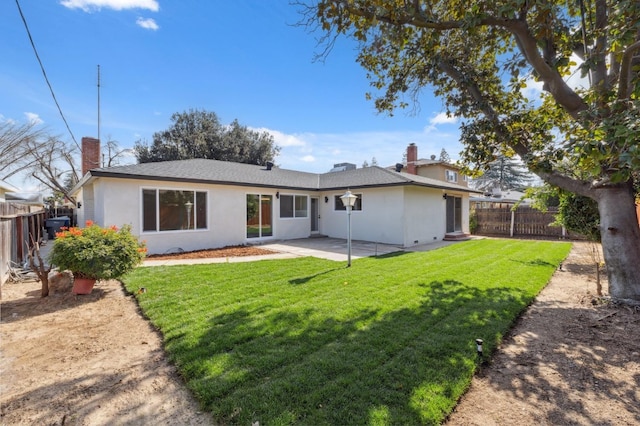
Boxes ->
[2,0,465,189]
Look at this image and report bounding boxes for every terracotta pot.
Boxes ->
[72,277,96,295]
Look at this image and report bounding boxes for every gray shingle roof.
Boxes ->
[88,159,478,193]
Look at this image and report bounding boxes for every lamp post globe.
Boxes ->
[340,190,357,267]
[185,200,194,229]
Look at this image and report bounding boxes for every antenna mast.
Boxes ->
[97,64,101,163]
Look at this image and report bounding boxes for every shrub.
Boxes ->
[49,221,146,280]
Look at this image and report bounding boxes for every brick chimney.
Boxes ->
[82,137,100,175]
[406,143,418,175]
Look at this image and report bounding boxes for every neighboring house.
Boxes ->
[72,143,480,255]
[0,180,19,202]
[402,143,470,188]
[470,188,530,209]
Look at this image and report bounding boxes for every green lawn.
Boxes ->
[124,239,571,425]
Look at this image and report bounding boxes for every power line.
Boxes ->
[15,0,81,151]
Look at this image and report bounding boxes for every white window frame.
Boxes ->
[141,188,208,233]
[445,170,458,183]
[279,194,309,219]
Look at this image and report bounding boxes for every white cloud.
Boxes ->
[60,0,159,12]
[429,112,457,125]
[136,17,159,30]
[256,128,306,148]
[271,128,463,174]
[24,112,43,125]
[422,111,459,134]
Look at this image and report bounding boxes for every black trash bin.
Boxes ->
[46,216,71,239]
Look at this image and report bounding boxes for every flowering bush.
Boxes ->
[49,221,147,280]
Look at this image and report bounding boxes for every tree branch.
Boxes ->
[592,0,609,93]
[506,20,589,119]
[439,57,592,197]
[618,40,640,100]
[325,1,589,119]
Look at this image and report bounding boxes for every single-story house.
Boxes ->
[71,143,480,255]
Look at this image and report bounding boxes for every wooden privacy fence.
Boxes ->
[1,202,47,285]
[473,206,574,239]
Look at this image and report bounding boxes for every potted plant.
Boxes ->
[48,220,147,294]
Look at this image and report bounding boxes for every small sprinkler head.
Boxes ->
[475,338,484,357]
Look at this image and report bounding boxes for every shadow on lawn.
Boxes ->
[288,268,343,285]
[170,280,538,425]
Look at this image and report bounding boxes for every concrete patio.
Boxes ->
[141,237,462,266]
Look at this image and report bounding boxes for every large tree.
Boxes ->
[134,109,280,165]
[303,0,640,301]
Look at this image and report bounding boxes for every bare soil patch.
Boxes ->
[447,242,640,425]
[1,242,639,425]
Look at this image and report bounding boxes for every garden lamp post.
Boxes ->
[185,200,193,229]
[340,190,357,267]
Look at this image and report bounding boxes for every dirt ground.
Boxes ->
[1,242,639,425]
[447,242,640,425]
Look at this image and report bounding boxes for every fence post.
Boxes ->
[510,210,515,237]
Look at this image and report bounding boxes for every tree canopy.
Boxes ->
[1,120,46,181]
[438,148,451,163]
[472,155,534,191]
[303,0,640,300]
[1,120,83,204]
[134,109,280,165]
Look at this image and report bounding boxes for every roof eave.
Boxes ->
[88,170,320,191]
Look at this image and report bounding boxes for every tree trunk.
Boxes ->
[27,239,51,298]
[595,184,640,301]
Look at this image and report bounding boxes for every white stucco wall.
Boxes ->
[76,183,95,226]
[88,177,472,254]
[319,187,406,246]
[93,178,318,254]
[273,190,315,240]
[402,186,447,246]
[74,188,85,226]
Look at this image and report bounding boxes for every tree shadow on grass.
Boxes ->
[166,279,540,425]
